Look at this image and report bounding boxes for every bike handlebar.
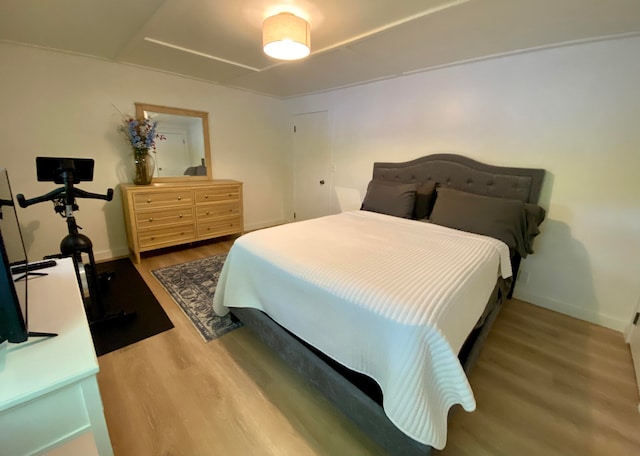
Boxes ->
[17,186,113,208]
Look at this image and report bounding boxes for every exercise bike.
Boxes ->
[17,157,134,326]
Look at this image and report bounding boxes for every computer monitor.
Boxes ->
[0,168,28,342]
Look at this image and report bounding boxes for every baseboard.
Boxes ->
[244,219,287,232]
[625,322,633,343]
[513,290,627,333]
[93,247,131,262]
[624,299,640,343]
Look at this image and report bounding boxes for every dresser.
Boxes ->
[120,180,243,263]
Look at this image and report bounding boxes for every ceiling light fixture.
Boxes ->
[263,12,310,61]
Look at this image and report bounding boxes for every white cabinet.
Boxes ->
[0,259,112,456]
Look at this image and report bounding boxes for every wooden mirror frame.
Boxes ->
[135,102,212,182]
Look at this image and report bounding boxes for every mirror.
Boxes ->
[135,103,212,181]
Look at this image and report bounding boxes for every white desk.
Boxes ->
[0,258,113,456]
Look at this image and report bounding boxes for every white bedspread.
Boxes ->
[213,210,511,449]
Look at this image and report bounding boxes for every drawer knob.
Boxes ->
[151,236,155,240]
[206,211,210,215]
[228,193,233,197]
[204,194,209,199]
[181,232,184,235]
[148,217,154,222]
[229,209,233,212]
[177,196,182,201]
[147,198,151,203]
[179,213,183,218]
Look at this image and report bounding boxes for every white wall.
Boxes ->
[286,36,640,332]
[0,43,289,261]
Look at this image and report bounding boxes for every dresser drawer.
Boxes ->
[136,207,194,229]
[196,202,240,220]
[138,224,195,249]
[194,186,240,204]
[133,190,193,210]
[197,217,242,238]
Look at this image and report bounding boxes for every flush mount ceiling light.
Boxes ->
[263,12,310,60]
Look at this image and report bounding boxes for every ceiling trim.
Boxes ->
[401,31,640,76]
[311,0,471,56]
[144,37,262,72]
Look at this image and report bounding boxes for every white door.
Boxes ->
[155,131,190,177]
[627,297,640,412]
[293,111,331,221]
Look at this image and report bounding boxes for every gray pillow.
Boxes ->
[414,181,437,220]
[523,203,546,253]
[361,181,417,219]
[430,187,529,256]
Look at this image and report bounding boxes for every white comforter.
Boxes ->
[213,210,511,449]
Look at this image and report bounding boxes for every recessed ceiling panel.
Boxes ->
[347,0,640,74]
[114,0,465,71]
[283,0,468,52]
[0,0,165,58]
[118,0,274,70]
[226,48,399,98]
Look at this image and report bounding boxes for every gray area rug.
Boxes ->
[151,253,242,342]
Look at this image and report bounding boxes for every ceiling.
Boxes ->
[1,0,639,98]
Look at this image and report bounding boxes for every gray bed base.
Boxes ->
[230,154,544,455]
[231,284,503,455]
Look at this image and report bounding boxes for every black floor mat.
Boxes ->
[89,258,174,356]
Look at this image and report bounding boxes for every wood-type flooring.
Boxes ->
[97,239,640,456]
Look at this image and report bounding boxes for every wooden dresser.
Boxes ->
[120,180,243,263]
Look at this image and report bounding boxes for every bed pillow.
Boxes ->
[523,203,546,253]
[361,181,417,218]
[430,187,529,256]
[413,181,437,220]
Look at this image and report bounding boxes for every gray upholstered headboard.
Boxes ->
[372,154,545,204]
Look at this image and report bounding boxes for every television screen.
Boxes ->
[0,168,28,342]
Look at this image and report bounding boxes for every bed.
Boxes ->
[213,154,545,455]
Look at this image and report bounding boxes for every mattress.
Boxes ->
[213,210,511,449]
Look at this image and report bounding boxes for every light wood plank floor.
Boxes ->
[97,240,640,455]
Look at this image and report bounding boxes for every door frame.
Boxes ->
[292,110,332,221]
[624,296,640,413]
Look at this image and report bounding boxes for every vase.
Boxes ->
[132,150,155,185]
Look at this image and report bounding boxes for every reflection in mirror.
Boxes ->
[135,103,212,181]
